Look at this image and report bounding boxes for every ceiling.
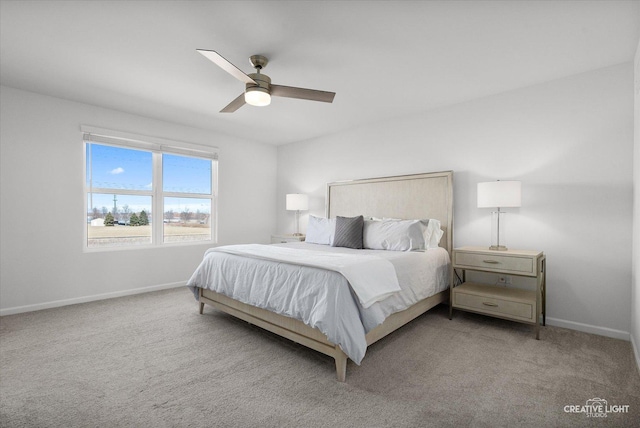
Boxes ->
[1,1,639,146]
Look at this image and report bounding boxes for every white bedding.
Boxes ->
[187,242,450,364]
[208,244,401,308]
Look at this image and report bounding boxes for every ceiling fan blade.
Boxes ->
[271,85,335,103]
[197,49,256,85]
[220,93,246,113]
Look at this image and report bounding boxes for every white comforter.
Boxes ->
[208,244,401,308]
[187,242,450,364]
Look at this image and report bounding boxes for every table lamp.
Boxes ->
[477,181,521,251]
[286,193,308,236]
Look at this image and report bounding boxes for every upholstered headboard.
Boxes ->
[326,171,454,255]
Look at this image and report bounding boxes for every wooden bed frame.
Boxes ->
[198,171,454,381]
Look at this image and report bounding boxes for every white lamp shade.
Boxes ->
[477,181,521,208]
[245,87,271,106]
[286,194,308,211]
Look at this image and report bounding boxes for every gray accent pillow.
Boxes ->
[332,215,364,249]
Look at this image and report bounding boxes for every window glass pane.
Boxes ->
[163,197,211,243]
[87,144,152,191]
[87,193,152,247]
[163,154,211,194]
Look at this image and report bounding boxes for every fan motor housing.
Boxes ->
[246,72,271,92]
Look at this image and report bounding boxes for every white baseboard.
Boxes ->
[546,317,630,341]
[0,281,186,316]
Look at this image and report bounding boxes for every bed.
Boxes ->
[188,171,454,381]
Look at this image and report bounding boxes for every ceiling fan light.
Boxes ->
[245,87,271,107]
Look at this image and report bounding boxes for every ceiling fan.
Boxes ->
[197,49,336,113]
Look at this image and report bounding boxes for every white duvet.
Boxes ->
[187,242,450,364]
[208,244,401,308]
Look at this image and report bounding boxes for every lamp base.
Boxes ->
[489,245,508,251]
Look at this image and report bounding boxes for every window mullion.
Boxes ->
[90,188,154,197]
[162,192,213,199]
[153,152,163,245]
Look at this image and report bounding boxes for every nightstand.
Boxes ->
[450,246,546,339]
[271,234,305,244]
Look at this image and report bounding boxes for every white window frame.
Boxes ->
[82,126,218,252]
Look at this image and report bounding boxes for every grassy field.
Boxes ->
[88,224,210,246]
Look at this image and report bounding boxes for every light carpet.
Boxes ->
[1,288,639,427]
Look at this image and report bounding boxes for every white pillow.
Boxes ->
[382,217,444,249]
[363,219,426,251]
[305,215,335,245]
[424,218,444,249]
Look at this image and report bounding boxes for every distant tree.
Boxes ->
[92,207,100,220]
[129,213,140,226]
[104,212,115,226]
[139,210,149,226]
[180,208,191,224]
[121,204,132,224]
[101,207,109,218]
[165,209,174,223]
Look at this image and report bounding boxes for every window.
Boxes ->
[83,128,217,250]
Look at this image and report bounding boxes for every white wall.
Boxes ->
[0,86,277,314]
[278,63,635,338]
[632,40,640,370]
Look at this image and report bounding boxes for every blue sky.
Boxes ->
[163,154,211,194]
[86,144,152,190]
[87,144,212,215]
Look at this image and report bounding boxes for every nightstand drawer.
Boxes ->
[454,252,534,275]
[452,283,536,323]
[454,293,534,322]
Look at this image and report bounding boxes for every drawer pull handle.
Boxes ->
[482,302,498,307]
[483,260,500,264]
